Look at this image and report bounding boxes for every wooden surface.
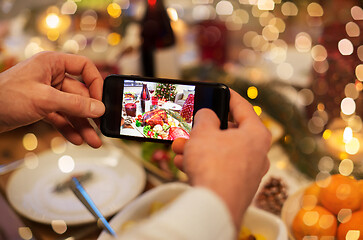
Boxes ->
[0,121,151,240]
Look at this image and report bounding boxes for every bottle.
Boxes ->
[140,83,150,113]
[141,0,179,78]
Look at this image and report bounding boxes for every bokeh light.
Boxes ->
[61,0,77,15]
[18,227,33,240]
[358,46,363,61]
[258,0,274,11]
[247,86,258,99]
[276,62,293,80]
[24,152,39,170]
[319,214,335,230]
[58,155,75,173]
[338,39,354,56]
[346,22,360,37]
[356,64,363,81]
[167,8,178,22]
[51,137,67,154]
[337,208,352,223]
[307,2,324,17]
[281,2,298,16]
[51,220,67,234]
[303,211,319,226]
[298,89,314,106]
[46,13,60,29]
[351,6,363,20]
[343,127,353,143]
[107,3,122,18]
[108,32,121,46]
[216,1,233,16]
[23,133,38,151]
[341,97,356,115]
[63,39,79,53]
[295,32,312,53]
[344,83,359,99]
[313,60,329,74]
[311,45,327,61]
[346,230,361,240]
[339,159,354,176]
[345,137,360,155]
[318,156,334,172]
[253,106,262,116]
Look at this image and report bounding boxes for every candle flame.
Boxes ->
[343,127,353,143]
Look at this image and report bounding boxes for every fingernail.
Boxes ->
[90,100,105,116]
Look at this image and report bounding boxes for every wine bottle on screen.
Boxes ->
[141,0,179,78]
[140,83,150,113]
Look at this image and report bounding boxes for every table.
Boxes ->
[0,121,157,240]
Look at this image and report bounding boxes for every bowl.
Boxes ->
[98,182,288,240]
[281,189,305,240]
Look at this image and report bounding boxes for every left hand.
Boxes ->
[0,51,105,148]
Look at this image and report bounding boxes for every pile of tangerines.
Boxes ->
[292,174,363,240]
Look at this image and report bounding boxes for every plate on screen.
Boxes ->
[6,143,146,225]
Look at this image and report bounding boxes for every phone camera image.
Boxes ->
[120,80,195,141]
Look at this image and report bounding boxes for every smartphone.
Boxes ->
[101,74,230,143]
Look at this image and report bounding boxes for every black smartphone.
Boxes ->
[101,74,230,143]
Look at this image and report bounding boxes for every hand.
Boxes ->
[0,51,105,148]
[172,89,271,229]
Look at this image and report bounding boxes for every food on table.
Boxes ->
[337,210,363,240]
[359,180,363,210]
[292,205,337,240]
[319,174,361,215]
[142,143,179,179]
[169,127,190,140]
[303,182,321,204]
[291,174,363,240]
[124,116,133,126]
[239,226,266,240]
[124,92,136,101]
[125,103,137,117]
[142,109,168,128]
[180,94,194,123]
[255,177,288,215]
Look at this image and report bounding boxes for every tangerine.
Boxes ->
[319,174,361,215]
[303,182,321,207]
[292,205,337,240]
[359,180,363,210]
[337,210,363,240]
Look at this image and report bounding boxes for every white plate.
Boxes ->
[161,102,182,111]
[6,143,146,225]
[98,182,288,240]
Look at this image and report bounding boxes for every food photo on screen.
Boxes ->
[120,80,195,140]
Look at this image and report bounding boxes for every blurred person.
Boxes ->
[0,51,271,239]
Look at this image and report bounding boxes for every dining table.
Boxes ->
[0,121,157,240]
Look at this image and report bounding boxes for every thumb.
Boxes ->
[193,108,220,131]
[42,88,105,118]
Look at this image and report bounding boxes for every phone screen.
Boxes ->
[101,75,230,143]
[121,80,195,140]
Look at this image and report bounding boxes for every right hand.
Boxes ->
[172,89,271,229]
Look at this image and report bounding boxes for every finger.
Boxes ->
[173,154,184,170]
[229,89,259,126]
[61,76,90,98]
[172,138,187,155]
[193,108,220,131]
[40,87,105,118]
[66,116,102,148]
[45,113,84,145]
[60,54,103,100]
[262,157,270,176]
[46,52,103,100]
